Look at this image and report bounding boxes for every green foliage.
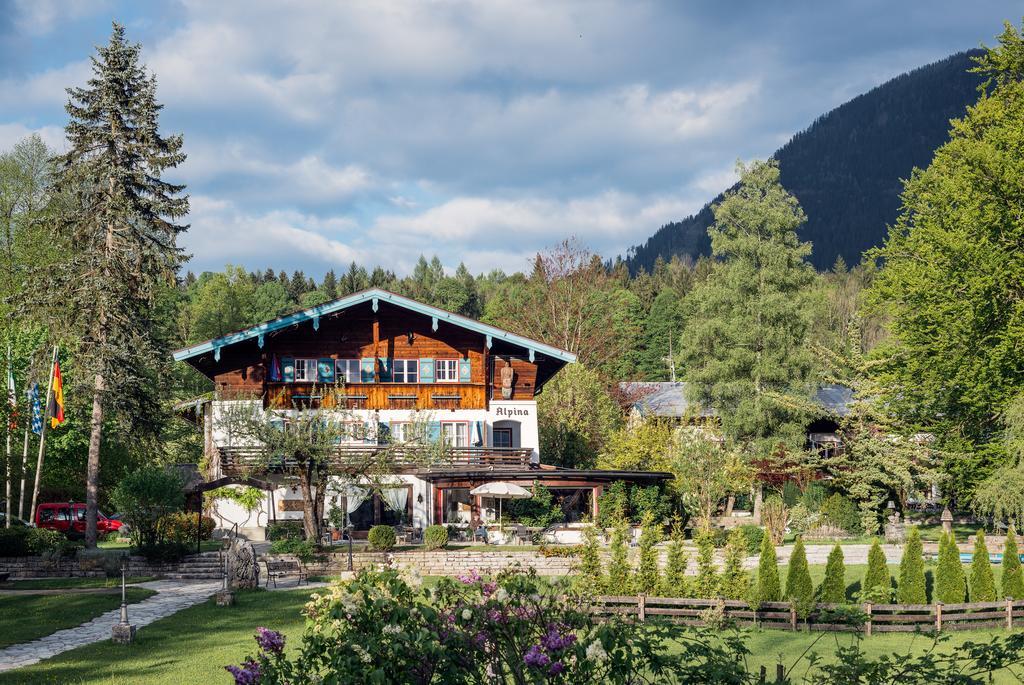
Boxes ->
[25,528,66,557]
[423,525,449,551]
[973,461,1024,529]
[669,430,745,529]
[576,526,603,593]
[597,420,673,472]
[367,525,396,552]
[596,481,630,527]
[820,493,861,534]
[755,530,781,604]
[969,529,997,602]
[629,486,674,525]
[801,483,828,512]
[897,526,927,604]
[108,465,184,547]
[818,544,847,604]
[720,528,750,601]
[634,518,662,594]
[596,481,673,526]
[269,539,319,564]
[660,527,689,598]
[761,495,788,545]
[0,527,31,557]
[692,529,719,599]
[785,537,815,617]
[1004,526,1024,600]
[156,512,215,545]
[936,532,967,604]
[735,524,764,555]
[605,521,631,592]
[505,485,564,528]
[206,486,265,513]
[861,538,891,603]
[782,481,802,507]
[266,521,304,542]
[536,362,622,469]
[787,503,821,536]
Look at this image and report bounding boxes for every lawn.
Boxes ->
[0,577,156,591]
[0,588,155,649]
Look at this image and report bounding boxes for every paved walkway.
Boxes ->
[0,579,220,673]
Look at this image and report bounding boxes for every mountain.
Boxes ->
[624,50,985,272]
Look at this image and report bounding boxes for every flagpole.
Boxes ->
[17,353,37,522]
[29,345,58,526]
[4,344,11,529]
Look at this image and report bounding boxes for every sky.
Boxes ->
[0,0,1017,278]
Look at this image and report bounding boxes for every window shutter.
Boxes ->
[419,358,434,383]
[317,358,335,383]
[378,357,392,382]
[472,420,484,446]
[281,357,295,383]
[459,358,471,382]
[360,358,375,383]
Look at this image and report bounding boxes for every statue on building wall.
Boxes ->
[500,359,515,400]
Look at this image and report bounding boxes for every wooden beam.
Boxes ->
[372,317,380,383]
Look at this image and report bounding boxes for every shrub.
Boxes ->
[660,529,689,598]
[423,524,449,550]
[720,528,750,600]
[820,493,860,534]
[761,495,788,545]
[0,527,31,556]
[692,529,719,599]
[367,525,397,551]
[269,539,319,564]
[505,485,564,528]
[969,529,996,602]
[634,518,661,594]
[708,527,729,548]
[898,526,927,604]
[575,526,603,593]
[785,536,814,618]
[157,512,215,545]
[1004,525,1024,599]
[267,521,304,541]
[596,481,630,526]
[629,485,673,524]
[26,528,65,556]
[801,483,827,512]
[788,503,821,536]
[755,532,781,604]
[818,544,846,603]
[736,524,764,555]
[135,541,191,563]
[782,481,801,507]
[861,538,891,603]
[109,465,185,547]
[859,501,880,537]
[605,521,631,592]
[936,532,967,604]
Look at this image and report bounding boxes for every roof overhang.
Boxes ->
[419,469,673,484]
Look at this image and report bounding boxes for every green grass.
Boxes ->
[0,577,156,591]
[0,588,155,649]
[0,589,315,685]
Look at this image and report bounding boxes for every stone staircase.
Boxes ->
[158,551,225,580]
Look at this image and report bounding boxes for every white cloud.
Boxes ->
[12,0,105,35]
[0,123,66,152]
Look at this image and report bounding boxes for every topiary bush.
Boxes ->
[367,525,397,551]
[785,536,814,618]
[575,525,603,593]
[818,544,846,603]
[660,526,689,598]
[862,538,891,603]
[755,530,781,604]
[936,532,967,604]
[605,521,631,592]
[969,529,996,602]
[736,524,764,555]
[1004,525,1024,599]
[423,524,449,550]
[898,526,927,604]
[692,529,719,599]
[720,528,750,600]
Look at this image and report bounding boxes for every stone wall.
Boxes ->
[0,553,220,579]
[271,550,578,578]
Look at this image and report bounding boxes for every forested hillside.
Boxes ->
[624,50,984,272]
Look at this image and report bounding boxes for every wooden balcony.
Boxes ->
[262,383,488,411]
[216,444,533,476]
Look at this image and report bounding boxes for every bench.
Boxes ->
[264,559,307,588]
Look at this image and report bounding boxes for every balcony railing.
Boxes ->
[260,383,488,411]
[216,444,533,476]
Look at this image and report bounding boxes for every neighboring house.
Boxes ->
[175,289,668,539]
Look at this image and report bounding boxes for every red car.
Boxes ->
[35,503,123,536]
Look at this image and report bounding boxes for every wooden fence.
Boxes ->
[593,595,1024,634]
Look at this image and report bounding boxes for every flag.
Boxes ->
[28,382,42,436]
[48,358,64,429]
[269,354,281,382]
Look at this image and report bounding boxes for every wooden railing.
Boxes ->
[262,383,489,411]
[217,444,533,475]
[593,595,1024,633]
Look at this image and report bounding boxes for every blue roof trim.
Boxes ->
[172,288,577,364]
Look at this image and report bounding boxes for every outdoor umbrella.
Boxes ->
[469,481,531,530]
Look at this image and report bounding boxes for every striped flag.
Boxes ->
[28,383,42,436]
[48,358,64,429]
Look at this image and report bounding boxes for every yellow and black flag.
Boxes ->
[48,358,64,429]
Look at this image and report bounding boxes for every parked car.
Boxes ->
[35,503,123,536]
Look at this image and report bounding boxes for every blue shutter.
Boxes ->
[472,420,484,446]
[419,358,434,383]
[428,421,442,443]
[281,357,295,383]
[459,358,472,383]
[378,357,392,382]
[360,358,375,383]
[317,358,335,383]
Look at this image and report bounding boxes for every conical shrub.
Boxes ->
[720,527,750,600]
[634,517,662,595]
[862,538,891,603]
[576,525,603,593]
[969,529,996,602]
[693,529,719,599]
[818,544,846,604]
[756,529,781,604]
[660,531,689,598]
[935,532,967,604]
[898,526,927,604]
[785,536,814,618]
[606,521,631,592]
[1003,525,1024,599]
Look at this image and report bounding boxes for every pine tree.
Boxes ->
[1003,525,1024,599]
[862,538,891,603]
[56,23,188,547]
[660,531,689,598]
[784,536,814,618]
[322,269,338,300]
[936,532,967,604]
[634,517,662,594]
[970,529,997,602]
[605,521,631,592]
[576,525,603,594]
[898,526,927,604]
[756,530,781,604]
[720,527,750,600]
[692,529,719,599]
[818,544,846,604]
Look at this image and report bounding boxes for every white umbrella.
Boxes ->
[470,481,532,530]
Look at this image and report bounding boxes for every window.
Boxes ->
[492,427,513,449]
[435,359,459,383]
[442,488,473,524]
[442,421,468,448]
[335,359,361,383]
[389,422,409,443]
[393,359,418,383]
[294,358,318,382]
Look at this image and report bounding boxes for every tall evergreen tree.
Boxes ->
[862,538,891,603]
[785,536,814,617]
[898,526,927,604]
[970,529,997,602]
[692,529,719,599]
[660,529,689,598]
[1004,525,1024,600]
[634,517,661,595]
[936,532,967,604]
[679,160,820,469]
[818,544,846,604]
[55,23,187,546]
[720,527,750,600]
[322,268,338,300]
[605,521,631,592]
[756,531,781,604]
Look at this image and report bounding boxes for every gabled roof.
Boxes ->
[619,381,853,419]
[171,288,577,364]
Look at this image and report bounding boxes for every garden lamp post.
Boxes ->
[111,553,136,643]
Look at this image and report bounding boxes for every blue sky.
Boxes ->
[0,1,1016,277]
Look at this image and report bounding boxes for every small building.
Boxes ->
[174,288,669,539]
